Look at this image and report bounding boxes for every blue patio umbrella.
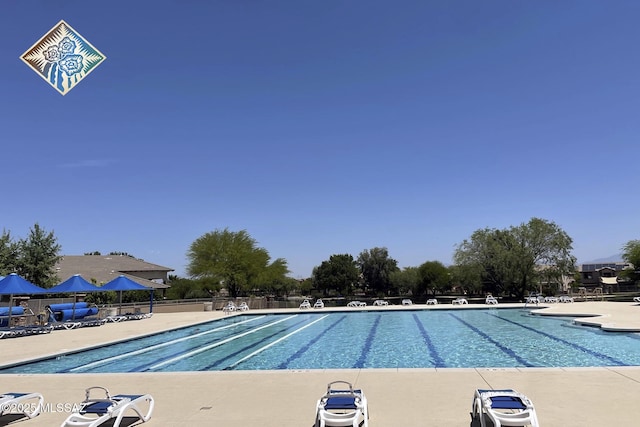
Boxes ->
[0,273,48,326]
[49,274,103,320]
[102,275,154,314]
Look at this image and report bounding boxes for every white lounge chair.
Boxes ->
[559,295,574,303]
[426,299,438,305]
[472,389,539,427]
[61,386,154,427]
[347,301,366,307]
[313,299,325,309]
[452,298,468,305]
[104,314,128,323]
[299,299,312,309]
[0,391,44,419]
[372,300,388,306]
[237,302,249,311]
[222,302,237,314]
[485,296,498,305]
[315,381,368,427]
[402,299,412,306]
[633,296,640,303]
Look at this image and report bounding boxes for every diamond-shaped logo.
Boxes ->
[21,20,106,95]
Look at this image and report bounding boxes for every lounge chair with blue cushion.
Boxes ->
[61,386,154,427]
[472,389,539,427]
[315,381,368,427]
[0,391,44,420]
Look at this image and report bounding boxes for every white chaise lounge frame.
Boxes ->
[472,389,539,427]
[60,386,154,427]
[0,392,44,419]
[315,380,368,427]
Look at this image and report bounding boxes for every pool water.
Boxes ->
[3,309,640,373]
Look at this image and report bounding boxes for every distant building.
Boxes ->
[579,262,634,292]
[55,255,172,292]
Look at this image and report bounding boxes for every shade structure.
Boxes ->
[49,274,102,293]
[102,275,154,314]
[0,273,47,326]
[102,275,150,291]
[49,274,103,320]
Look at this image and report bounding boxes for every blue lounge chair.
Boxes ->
[472,389,539,427]
[315,381,368,427]
[61,386,154,427]
[0,391,44,420]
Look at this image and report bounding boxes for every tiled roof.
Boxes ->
[55,255,172,289]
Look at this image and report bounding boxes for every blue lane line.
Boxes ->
[277,314,347,369]
[449,313,535,367]
[354,314,381,368]
[412,313,446,367]
[488,312,629,366]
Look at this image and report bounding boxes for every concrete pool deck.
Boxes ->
[1,301,640,426]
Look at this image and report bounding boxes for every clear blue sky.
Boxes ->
[2,1,638,278]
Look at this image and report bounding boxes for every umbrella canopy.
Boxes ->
[0,273,48,295]
[49,274,102,293]
[0,273,47,326]
[102,275,150,291]
[49,274,103,321]
[102,275,154,314]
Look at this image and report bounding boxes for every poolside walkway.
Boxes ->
[1,302,640,426]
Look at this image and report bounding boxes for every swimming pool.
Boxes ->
[2,308,640,373]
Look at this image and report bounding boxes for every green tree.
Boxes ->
[454,218,575,300]
[257,258,293,297]
[186,228,285,298]
[313,254,360,296]
[510,218,576,298]
[454,227,518,295]
[621,240,640,284]
[389,266,419,296]
[416,261,449,298]
[448,264,482,295]
[298,278,313,296]
[165,275,213,299]
[16,223,61,287]
[357,247,399,296]
[0,229,19,275]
